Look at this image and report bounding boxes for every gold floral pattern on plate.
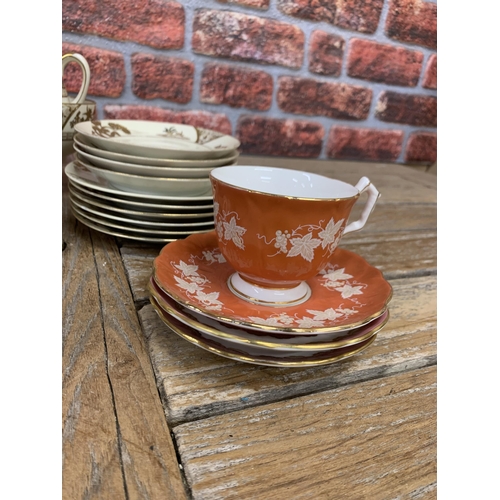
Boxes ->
[74,120,240,159]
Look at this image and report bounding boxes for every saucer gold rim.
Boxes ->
[150,296,378,368]
[148,279,389,351]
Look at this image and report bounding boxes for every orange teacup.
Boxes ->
[210,166,380,307]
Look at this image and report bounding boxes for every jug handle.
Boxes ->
[343,177,380,234]
[62,53,91,105]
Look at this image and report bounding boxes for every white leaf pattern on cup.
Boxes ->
[319,218,345,249]
[223,216,246,250]
[287,233,322,262]
[258,217,345,262]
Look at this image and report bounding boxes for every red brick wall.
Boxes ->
[62,0,437,165]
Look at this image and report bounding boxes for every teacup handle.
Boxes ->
[343,177,380,234]
[62,53,91,105]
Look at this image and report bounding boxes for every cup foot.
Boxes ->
[227,273,311,307]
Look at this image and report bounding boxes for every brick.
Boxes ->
[347,38,423,87]
[405,132,437,164]
[103,105,232,135]
[200,64,273,111]
[308,31,344,77]
[279,0,334,25]
[62,0,184,50]
[217,0,269,9]
[62,43,125,98]
[327,126,404,161]
[278,76,372,120]
[422,54,437,89]
[278,0,384,34]
[334,0,385,33]
[385,0,437,49]
[376,91,436,127]
[131,53,193,104]
[237,116,324,157]
[192,9,304,69]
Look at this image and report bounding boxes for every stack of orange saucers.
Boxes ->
[149,231,393,368]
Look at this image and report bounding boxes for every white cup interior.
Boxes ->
[211,166,358,199]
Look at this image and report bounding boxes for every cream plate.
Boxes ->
[66,161,214,200]
[74,120,240,159]
[74,133,240,167]
[74,158,212,196]
[70,203,213,244]
[153,231,393,334]
[150,276,390,350]
[71,208,203,244]
[69,184,214,220]
[74,144,236,179]
[69,193,215,229]
[71,202,213,236]
[68,180,214,211]
[150,295,378,367]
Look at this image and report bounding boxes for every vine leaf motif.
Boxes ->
[174,276,201,294]
[319,218,344,249]
[174,260,200,277]
[335,283,364,299]
[306,308,343,321]
[222,216,246,250]
[287,233,321,262]
[260,217,345,262]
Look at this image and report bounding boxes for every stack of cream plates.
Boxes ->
[149,231,393,367]
[64,119,241,243]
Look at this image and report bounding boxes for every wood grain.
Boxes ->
[346,202,436,233]
[63,192,127,499]
[139,275,436,425]
[174,365,437,500]
[91,230,188,499]
[63,188,187,499]
[342,230,437,279]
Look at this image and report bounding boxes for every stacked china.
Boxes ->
[149,166,393,367]
[64,119,240,243]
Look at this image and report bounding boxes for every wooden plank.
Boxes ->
[63,191,127,499]
[346,202,436,233]
[89,230,188,499]
[342,230,437,279]
[238,155,437,204]
[63,188,188,499]
[175,366,437,499]
[174,365,437,500]
[121,226,436,305]
[138,275,436,425]
[119,246,160,304]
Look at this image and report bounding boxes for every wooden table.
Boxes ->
[62,156,437,499]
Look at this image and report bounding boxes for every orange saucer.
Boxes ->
[153,231,392,333]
